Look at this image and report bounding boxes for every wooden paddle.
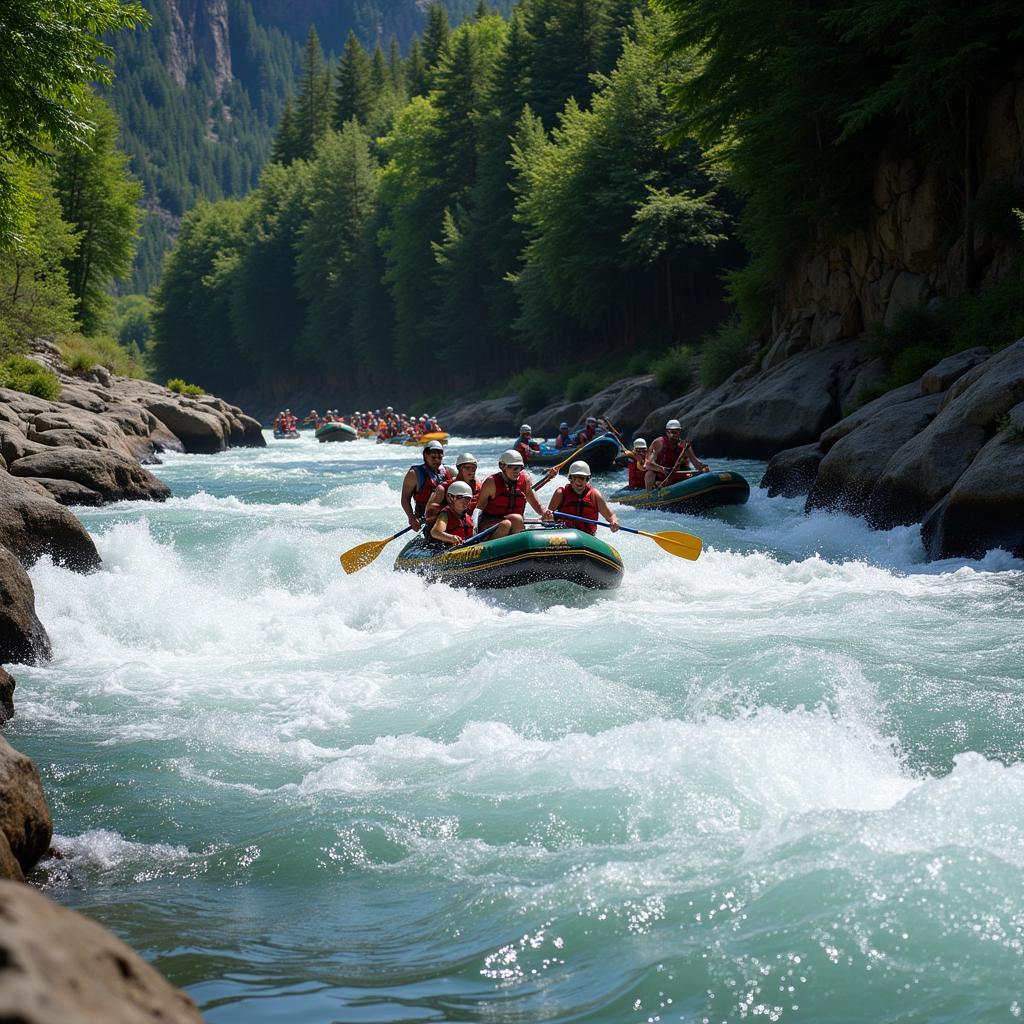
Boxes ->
[552,511,702,561]
[340,525,415,574]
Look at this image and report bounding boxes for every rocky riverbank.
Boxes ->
[0,340,262,1020]
[438,338,1024,561]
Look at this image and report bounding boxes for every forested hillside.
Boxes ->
[151,0,738,405]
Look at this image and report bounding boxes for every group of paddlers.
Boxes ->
[273,410,299,433]
[299,406,444,440]
[400,419,708,548]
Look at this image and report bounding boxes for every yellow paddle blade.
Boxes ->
[339,537,391,574]
[640,529,703,561]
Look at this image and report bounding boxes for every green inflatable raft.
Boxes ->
[315,421,358,443]
[526,433,620,472]
[610,470,750,513]
[394,526,623,590]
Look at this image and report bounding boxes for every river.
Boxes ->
[9,432,1024,1022]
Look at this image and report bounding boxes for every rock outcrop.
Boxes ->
[0,547,51,666]
[0,879,204,1022]
[0,737,51,879]
[0,667,14,724]
[436,395,522,437]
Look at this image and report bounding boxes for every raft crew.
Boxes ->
[644,419,708,489]
[554,422,571,449]
[401,439,453,530]
[547,460,620,535]
[424,452,480,525]
[514,424,541,464]
[428,481,476,546]
[625,438,648,488]
[475,449,552,538]
[576,416,599,445]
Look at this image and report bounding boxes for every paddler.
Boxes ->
[514,424,540,464]
[400,439,453,530]
[577,416,599,444]
[475,449,552,537]
[644,419,708,489]
[428,481,476,547]
[547,460,619,535]
[553,422,572,449]
[624,437,648,489]
[424,452,480,525]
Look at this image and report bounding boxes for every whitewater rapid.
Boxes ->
[9,433,1024,1022]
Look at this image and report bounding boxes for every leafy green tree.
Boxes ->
[0,0,148,249]
[0,165,78,353]
[54,96,143,333]
[296,124,380,361]
[335,32,375,127]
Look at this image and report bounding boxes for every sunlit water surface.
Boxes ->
[10,432,1024,1022]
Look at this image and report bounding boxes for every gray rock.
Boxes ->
[27,477,104,506]
[528,400,584,438]
[920,347,991,396]
[0,879,204,1022]
[10,448,171,503]
[868,340,1024,527]
[0,666,13,724]
[588,375,668,437]
[237,412,266,447]
[0,546,51,665]
[435,395,522,437]
[0,737,51,874]
[0,471,100,571]
[141,398,227,453]
[820,382,921,448]
[921,409,1024,559]
[0,423,50,464]
[760,443,825,498]
[808,393,943,514]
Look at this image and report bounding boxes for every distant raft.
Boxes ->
[394,527,623,590]
[387,431,450,447]
[272,428,299,439]
[315,422,358,443]
[610,470,750,513]
[526,433,620,472]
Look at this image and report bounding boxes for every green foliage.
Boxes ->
[997,411,1024,441]
[0,0,148,249]
[59,332,148,378]
[335,32,375,127]
[167,378,205,395]
[505,367,559,412]
[700,318,751,389]
[651,345,693,394]
[888,344,946,388]
[565,369,602,402]
[952,270,1024,351]
[106,294,154,349]
[0,355,60,400]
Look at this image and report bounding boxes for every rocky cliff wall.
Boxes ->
[165,0,233,90]
[764,75,1024,368]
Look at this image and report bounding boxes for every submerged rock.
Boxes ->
[0,879,204,1022]
[759,442,825,498]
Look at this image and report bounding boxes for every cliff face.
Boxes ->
[764,75,1024,367]
[165,0,232,91]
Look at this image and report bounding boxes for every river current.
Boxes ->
[9,432,1024,1022]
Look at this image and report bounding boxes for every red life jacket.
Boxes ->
[426,478,480,524]
[655,435,682,478]
[480,470,530,520]
[514,438,534,464]
[437,507,475,542]
[628,457,646,489]
[411,463,453,515]
[553,483,598,534]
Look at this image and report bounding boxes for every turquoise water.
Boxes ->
[9,432,1024,1023]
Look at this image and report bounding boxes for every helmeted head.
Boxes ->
[447,480,473,505]
[519,423,532,436]
[499,448,524,476]
[455,452,477,479]
[632,438,648,450]
[665,419,682,435]
[586,416,597,426]
[558,422,569,432]
[568,460,591,480]
[423,439,445,465]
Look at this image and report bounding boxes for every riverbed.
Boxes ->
[10,432,1024,1022]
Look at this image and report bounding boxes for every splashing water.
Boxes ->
[9,433,1024,1022]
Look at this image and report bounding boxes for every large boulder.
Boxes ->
[140,398,228,453]
[237,412,266,447]
[0,737,51,874]
[435,395,522,437]
[584,375,668,437]
[9,448,171,503]
[807,392,944,514]
[867,340,1024,527]
[921,408,1024,559]
[760,442,825,498]
[0,471,100,571]
[920,346,990,395]
[0,879,204,1022]
[0,546,51,665]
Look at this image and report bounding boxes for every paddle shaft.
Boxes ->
[552,510,636,536]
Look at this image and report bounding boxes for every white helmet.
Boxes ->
[519,423,532,433]
[499,448,524,467]
[455,452,477,466]
[448,481,473,498]
[586,416,597,424]
[567,460,591,478]
[424,440,444,452]
[633,438,648,449]
[666,418,682,431]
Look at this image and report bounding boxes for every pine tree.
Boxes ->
[371,44,390,94]
[294,27,332,160]
[271,98,300,164]
[334,31,374,127]
[405,36,429,97]
[388,36,402,84]
[422,3,452,75]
